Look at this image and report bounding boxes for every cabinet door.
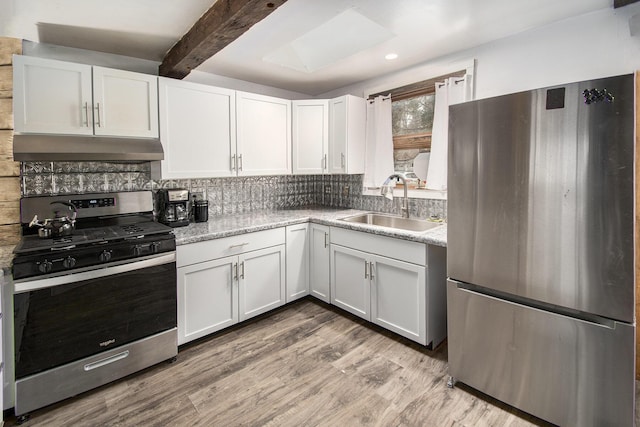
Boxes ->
[292,100,328,174]
[92,66,158,137]
[239,245,286,321]
[13,55,93,135]
[286,224,309,302]
[328,96,347,174]
[158,78,236,179]
[330,245,370,320]
[329,95,366,174]
[309,224,330,303]
[177,256,238,345]
[371,255,426,345]
[236,92,291,176]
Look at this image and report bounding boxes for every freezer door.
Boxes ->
[447,74,634,322]
[447,280,635,427]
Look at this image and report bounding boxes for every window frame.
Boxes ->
[369,70,466,151]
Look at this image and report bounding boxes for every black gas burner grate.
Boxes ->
[120,224,144,235]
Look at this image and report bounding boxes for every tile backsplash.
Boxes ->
[21,161,447,220]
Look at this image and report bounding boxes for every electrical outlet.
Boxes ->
[343,185,349,197]
[324,184,331,194]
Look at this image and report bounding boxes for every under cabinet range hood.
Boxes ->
[13,134,164,161]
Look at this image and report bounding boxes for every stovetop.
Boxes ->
[14,220,173,255]
[13,191,177,280]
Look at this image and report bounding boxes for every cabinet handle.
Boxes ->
[229,242,249,249]
[364,261,369,279]
[324,232,328,248]
[83,102,90,127]
[94,103,102,127]
[238,154,243,171]
[369,262,374,280]
[341,153,345,168]
[240,261,245,279]
[233,262,238,281]
[323,154,327,170]
[231,154,236,171]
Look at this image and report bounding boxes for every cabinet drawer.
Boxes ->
[330,227,426,265]
[177,228,285,267]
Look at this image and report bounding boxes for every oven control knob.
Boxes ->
[38,261,53,273]
[150,242,160,254]
[63,256,76,269]
[99,250,112,263]
[133,245,143,256]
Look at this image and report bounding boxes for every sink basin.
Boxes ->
[339,213,443,232]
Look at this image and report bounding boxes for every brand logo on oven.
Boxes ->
[99,338,116,347]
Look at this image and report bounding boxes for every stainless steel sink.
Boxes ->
[339,213,443,232]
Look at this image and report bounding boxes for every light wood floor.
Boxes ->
[3,298,584,426]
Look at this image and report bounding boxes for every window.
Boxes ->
[369,70,466,173]
[392,93,435,150]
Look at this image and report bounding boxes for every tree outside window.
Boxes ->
[392,93,435,172]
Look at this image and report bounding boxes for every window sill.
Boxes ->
[363,187,447,200]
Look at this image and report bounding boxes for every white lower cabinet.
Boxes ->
[177,256,237,344]
[239,245,286,321]
[177,228,286,345]
[285,224,309,303]
[309,224,330,303]
[330,227,431,346]
[177,223,445,348]
[330,245,370,318]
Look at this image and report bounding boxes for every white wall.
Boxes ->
[320,4,640,100]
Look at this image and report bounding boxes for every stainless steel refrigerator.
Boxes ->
[447,74,635,426]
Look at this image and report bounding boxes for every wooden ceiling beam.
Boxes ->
[615,0,640,8]
[159,0,287,79]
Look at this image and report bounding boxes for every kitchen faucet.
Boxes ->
[381,174,409,218]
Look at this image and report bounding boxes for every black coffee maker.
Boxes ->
[157,189,190,227]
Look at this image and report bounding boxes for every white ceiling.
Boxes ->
[1,0,614,95]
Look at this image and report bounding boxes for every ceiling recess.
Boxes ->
[263,8,395,73]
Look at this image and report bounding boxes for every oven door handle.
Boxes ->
[14,252,176,293]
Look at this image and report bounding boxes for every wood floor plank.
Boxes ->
[5,299,575,426]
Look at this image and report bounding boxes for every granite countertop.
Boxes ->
[0,209,447,273]
[172,207,447,248]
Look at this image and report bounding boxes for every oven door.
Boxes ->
[14,253,177,379]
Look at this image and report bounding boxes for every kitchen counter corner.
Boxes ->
[172,208,447,247]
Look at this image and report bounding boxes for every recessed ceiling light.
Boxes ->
[385,53,398,60]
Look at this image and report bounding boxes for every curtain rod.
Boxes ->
[437,77,466,88]
[368,95,391,103]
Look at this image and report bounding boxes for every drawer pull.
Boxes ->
[229,242,249,249]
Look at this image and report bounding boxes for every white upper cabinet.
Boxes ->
[13,55,93,135]
[92,66,158,138]
[13,55,158,138]
[292,99,329,174]
[236,91,291,176]
[328,95,366,174]
[158,77,236,179]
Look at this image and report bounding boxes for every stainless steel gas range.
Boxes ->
[9,191,177,420]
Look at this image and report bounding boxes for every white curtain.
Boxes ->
[426,76,469,191]
[363,96,394,188]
